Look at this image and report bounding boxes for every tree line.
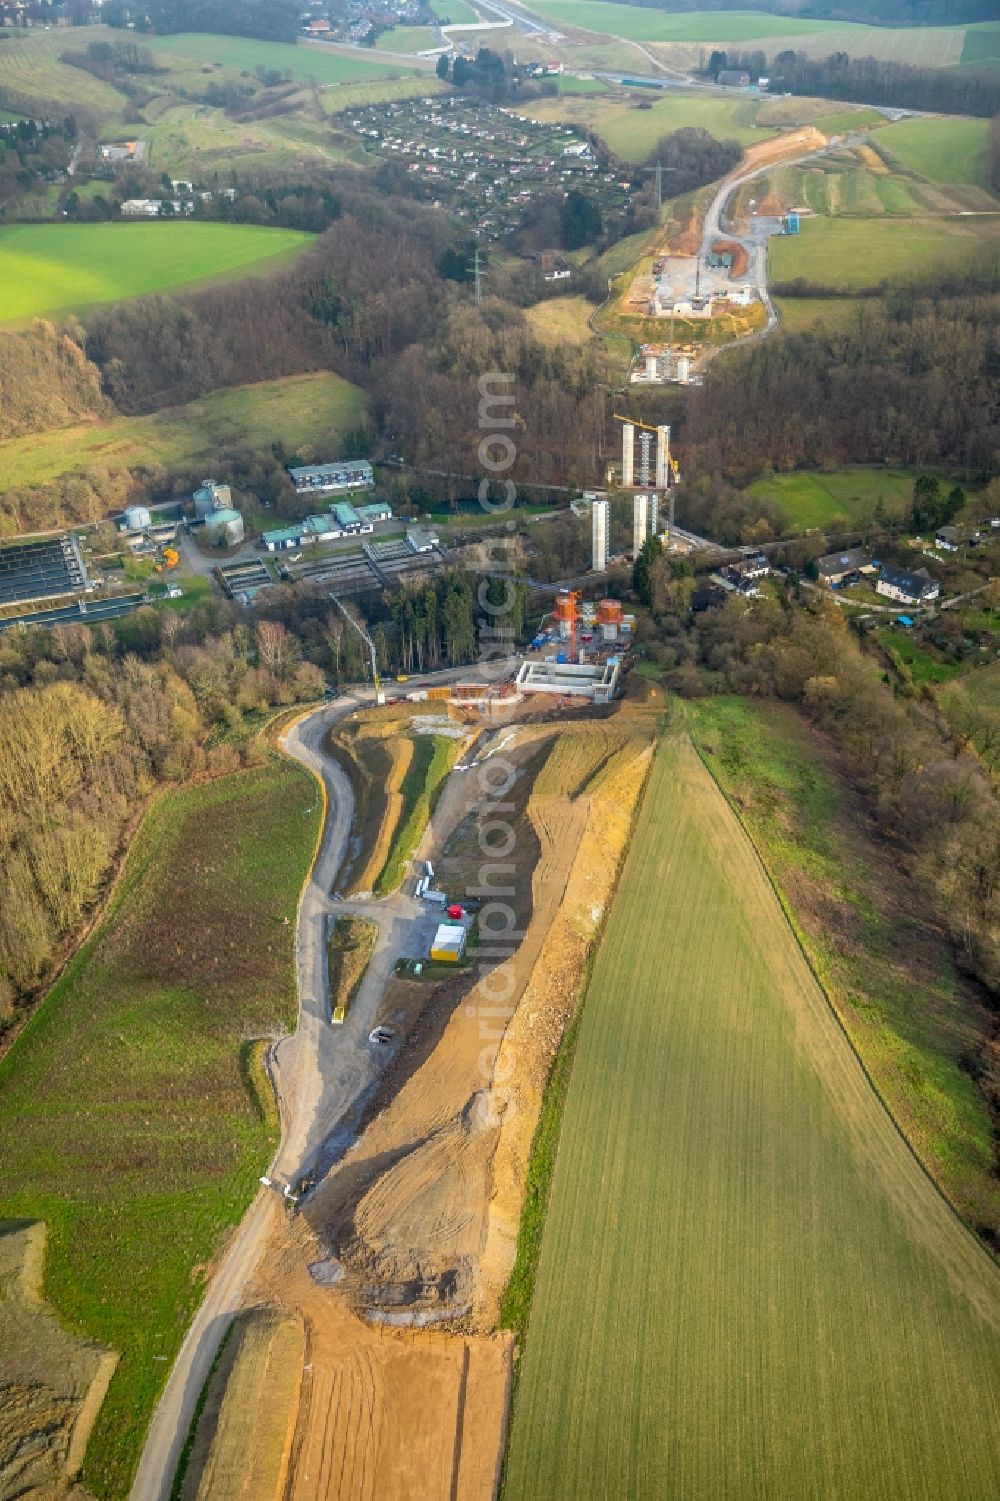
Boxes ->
[102,0,301,43]
[723,48,1000,118]
[614,0,996,22]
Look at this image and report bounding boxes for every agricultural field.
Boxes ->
[748,466,915,529]
[147,31,428,87]
[0,759,320,1498]
[0,372,367,492]
[768,214,1000,292]
[0,222,312,325]
[962,21,1000,67]
[0,28,127,123]
[503,732,1000,1501]
[686,698,998,1231]
[521,3,871,44]
[877,116,992,190]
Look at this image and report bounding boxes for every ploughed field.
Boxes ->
[0,222,312,325]
[503,733,1000,1501]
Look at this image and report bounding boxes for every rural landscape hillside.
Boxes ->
[0,3,998,1501]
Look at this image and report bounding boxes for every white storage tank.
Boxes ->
[202,508,244,547]
[124,504,151,532]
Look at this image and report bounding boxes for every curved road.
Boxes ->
[130,662,515,1501]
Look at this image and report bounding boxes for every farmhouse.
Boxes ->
[288,460,374,494]
[816,548,876,586]
[876,562,940,605]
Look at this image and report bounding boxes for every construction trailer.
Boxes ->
[430,923,467,963]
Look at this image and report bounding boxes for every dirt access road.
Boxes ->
[129,661,516,1501]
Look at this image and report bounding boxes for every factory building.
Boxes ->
[287,461,374,495]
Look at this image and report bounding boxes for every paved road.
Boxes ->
[129,661,516,1501]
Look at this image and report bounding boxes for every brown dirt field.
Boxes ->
[757,191,786,216]
[854,143,889,175]
[353,736,413,894]
[0,1221,116,1501]
[181,1310,304,1501]
[247,1241,511,1501]
[710,238,750,277]
[743,125,826,168]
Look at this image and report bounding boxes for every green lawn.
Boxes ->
[0,372,366,490]
[773,295,867,333]
[0,28,127,123]
[952,657,1000,710]
[768,215,996,291]
[503,731,1000,1501]
[878,116,991,190]
[749,466,915,529]
[0,222,312,325]
[0,759,320,1498]
[374,734,459,894]
[878,628,963,685]
[148,31,425,85]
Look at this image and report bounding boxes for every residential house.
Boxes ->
[815,548,876,586]
[935,526,962,552]
[875,563,940,605]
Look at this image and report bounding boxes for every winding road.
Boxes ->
[129,661,516,1501]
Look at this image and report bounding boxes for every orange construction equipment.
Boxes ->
[554,589,581,659]
[162,547,180,568]
[597,599,623,625]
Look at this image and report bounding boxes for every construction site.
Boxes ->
[162,679,662,1501]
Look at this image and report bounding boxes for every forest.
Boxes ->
[0,567,498,1029]
[102,0,302,43]
[682,260,1000,482]
[608,0,998,24]
[724,49,1000,117]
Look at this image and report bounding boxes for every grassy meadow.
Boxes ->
[503,731,1000,1501]
[0,372,367,491]
[962,21,1000,67]
[768,215,998,292]
[748,466,915,530]
[0,758,321,1498]
[877,116,992,189]
[0,222,312,325]
[519,90,763,160]
[147,31,427,85]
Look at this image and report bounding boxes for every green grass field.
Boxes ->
[521,91,761,161]
[0,222,312,325]
[962,21,1000,66]
[749,466,915,529]
[768,215,997,292]
[148,31,426,85]
[521,3,871,43]
[0,372,366,490]
[375,734,459,894]
[877,116,991,190]
[502,732,1000,1501]
[0,759,320,1499]
[373,26,441,52]
[772,294,866,333]
[430,0,478,20]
